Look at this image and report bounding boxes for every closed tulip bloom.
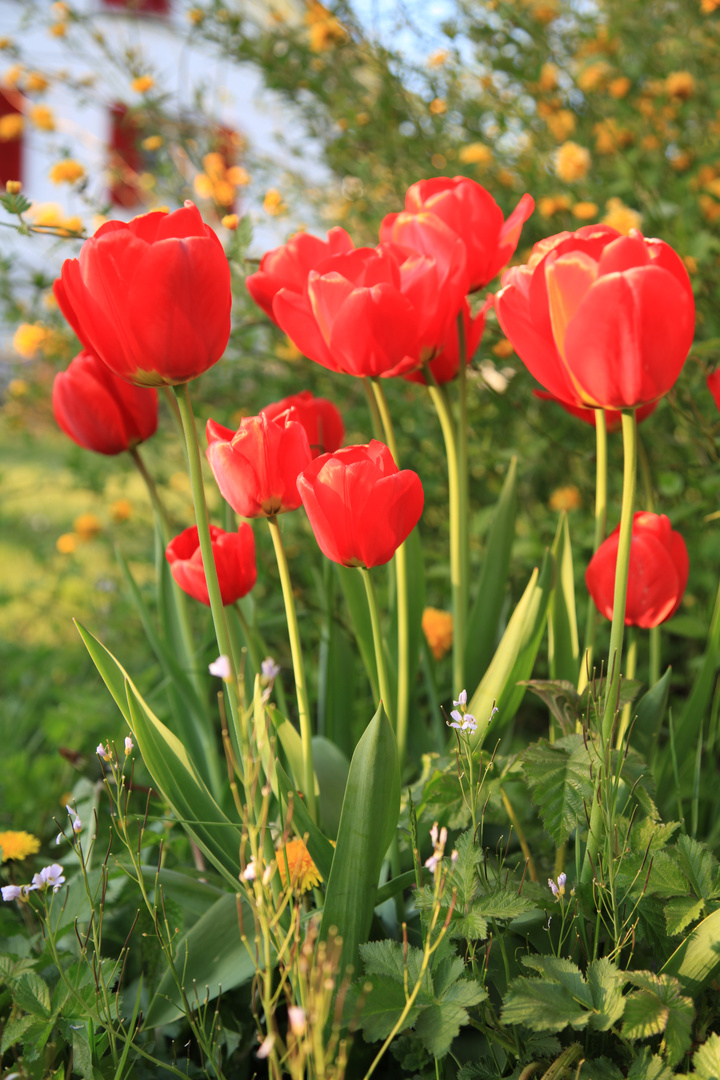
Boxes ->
[260,390,344,457]
[380,176,534,292]
[246,227,354,322]
[53,202,231,387]
[206,411,312,518]
[585,512,689,628]
[298,440,424,568]
[532,390,658,432]
[166,524,256,607]
[495,226,695,410]
[53,349,158,454]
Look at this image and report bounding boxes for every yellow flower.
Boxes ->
[27,201,83,235]
[3,64,24,89]
[111,499,133,522]
[429,97,447,115]
[49,159,85,184]
[546,109,576,141]
[431,152,447,170]
[355,111,370,126]
[555,141,590,182]
[670,150,692,172]
[0,831,41,862]
[8,378,30,397]
[571,201,598,220]
[427,48,449,68]
[73,513,102,540]
[222,213,239,230]
[497,168,515,187]
[142,134,163,151]
[30,105,55,131]
[538,196,559,217]
[306,1,347,51]
[422,608,453,660]
[0,113,23,141]
[131,75,155,94]
[277,838,321,892]
[593,119,633,154]
[701,0,720,12]
[275,335,302,362]
[699,194,720,223]
[5,179,21,193]
[549,485,581,512]
[537,63,559,92]
[49,22,67,37]
[13,323,48,359]
[608,76,631,99]
[459,142,493,166]
[0,38,12,50]
[56,533,78,553]
[666,71,695,100]
[492,338,515,358]
[25,71,49,92]
[263,188,287,215]
[187,7,205,23]
[577,61,609,93]
[640,134,660,151]
[603,197,642,235]
[683,255,698,275]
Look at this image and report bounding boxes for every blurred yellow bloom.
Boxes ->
[608,76,631,99]
[422,607,453,661]
[666,71,695,100]
[0,113,23,141]
[577,62,609,92]
[701,0,720,11]
[187,7,205,23]
[111,499,133,522]
[131,75,155,94]
[538,195,570,217]
[25,71,49,92]
[51,2,70,16]
[222,213,239,229]
[0,38,12,49]
[571,201,598,220]
[594,119,633,155]
[263,188,287,215]
[355,111,370,126]
[670,150,692,172]
[492,338,515,358]
[603,197,642,235]
[277,837,321,892]
[683,255,698,275]
[699,195,720,223]
[427,49,449,68]
[497,168,515,187]
[194,152,248,208]
[49,22,67,37]
[142,134,163,151]
[5,179,21,194]
[555,141,590,182]
[0,831,41,862]
[73,513,102,541]
[538,63,559,92]
[531,0,559,22]
[49,159,85,184]
[306,1,347,51]
[546,109,576,141]
[3,64,23,88]
[8,378,30,397]
[459,142,493,166]
[56,532,78,554]
[549,486,581,512]
[429,97,447,115]
[431,152,447,169]
[275,336,302,362]
[30,105,55,131]
[13,323,48,359]
[640,134,661,151]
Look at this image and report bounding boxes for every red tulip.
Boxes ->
[52,349,158,454]
[585,512,689,628]
[404,299,489,386]
[260,390,344,457]
[246,227,354,322]
[495,226,695,410]
[166,524,256,607]
[206,411,312,517]
[532,391,658,432]
[53,202,231,387]
[707,371,720,412]
[380,177,534,292]
[297,441,424,568]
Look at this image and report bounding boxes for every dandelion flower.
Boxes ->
[263,188,287,216]
[0,830,41,862]
[73,513,101,540]
[13,322,48,359]
[422,608,453,660]
[49,159,85,185]
[555,141,591,182]
[277,837,321,892]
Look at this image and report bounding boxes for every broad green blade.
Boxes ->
[320,703,400,975]
[312,736,350,840]
[469,550,555,740]
[634,666,672,765]
[318,616,358,759]
[465,456,518,691]
[548,513,580,685]
[144,892,256,1027]
[660,907,720,997]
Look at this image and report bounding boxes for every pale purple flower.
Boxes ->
[451,849,458,863]
[261,657,280,681]
[96,742,112,761]
[449,709,463,729]
[257,1033,275,1059]
[66,805,81,834]
[2,885,24,902]
[208,654,232,680]
[288,1006,306,1036]
[453,690,467,708]
[425,853,440,873]
[430,822,439,846]
[461,713,477,733]
[32,864,66,893]
[548,873,567,900]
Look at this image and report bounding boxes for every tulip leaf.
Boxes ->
[318,564,359,758]
[75,621,243,890]
[674,577,720,768]
[469,550,555,739]
[320,703,400,975]
[465,456,518,692]
[548,512,579,687]
[660,907,720,997]
[633,666,672,764]
[312,735,350,840]
[144,891,256,1027]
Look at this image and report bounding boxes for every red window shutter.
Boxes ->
[108,103,143,208]
[101,0,169,14]
[0,90,23,188]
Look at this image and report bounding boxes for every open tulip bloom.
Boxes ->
[245,226,354,322]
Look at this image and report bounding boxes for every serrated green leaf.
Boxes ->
[448,910,488,942]
[473,889,536,922]
[359,940,432,999]
[502,978,590,1032]
[18,1018,55,1062]
[0,1013,35,1053]
[661,906,720,996]
[447,830,480,906]
[72,1025,94,1080]
[415,1000,470,1058]
[521,679,581,737]
[676,835,720,902]
[666,896,706,937]
[578,1056,623,1080]
[693,1032,720,1079]
[352,976,421,1042]
[522,956,592,1009]
[587,958,626,1031]
[623,973,694,1065]
[13,972,51,1018]
[522,734,593,845]
[627,1049,675,1080]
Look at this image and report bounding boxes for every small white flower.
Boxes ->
[55,832,63,846]
[33,864,66,893]
[208,655,232,680]
[453,690,467,708]
[451,849,458,863]
[424,853,439,873]
[450,709,463,726]
[96,742,112,762]
[124,736,133,756]
[257,1033,275,1059]
[287,1005,306,1036]
[2,885,23,902]
[262,864,274,886]
[241,861,257,882]
[261,656,280,680]
[430,822,439,846]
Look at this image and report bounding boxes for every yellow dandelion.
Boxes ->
[429,97,447,115]
[193,173,214,200]
[555,141,590,182]
[263,188,287,216]
[0,831,41,862]
[56,532,78,554]
[226,165,250,186]
[608,76,631,99]
[355,111,370,126]
[537,63,559,92]
[187,7,205,23]
[538,196,559,217]
[594,119,633,155]
[422,608,453,661]
[73,512,102,541]
[0,113,23,141]
[571,201,599,220]
[13,322,48,359]
[496,168,516,188]
[549,485,582,512]
[492,338,515,358]
[640,133,660,151]
[0,38,12,49]
[277,837,321,892]
[111,498,133,523]
[131,75,155,94]
[603,197,642,235]
[670,150,692,172]
[665,71,695,100]
[459,142,493,166]
[141,134,163,151]
[222,213,239,230]
[306,1,347,51]
[30,104,55,131]
[49,159,85,184]
[701,0,720,12]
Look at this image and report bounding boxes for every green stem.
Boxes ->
[129,446,172,540]
[425,366,464,696]
[370,377,409,766]
[267,515,316,822]
[360,567,395,731]
[615,628,637,749]
[639,435,661,687]
[456,312,470,676]
[172,383,244,758]
[363,377,384,442]
[579,410,608,692]
[649,626,661,688]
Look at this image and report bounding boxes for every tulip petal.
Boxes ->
[273,288,339,371]
[327,284,420,377]
[356,470,424,568]
[545,250,599,362]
